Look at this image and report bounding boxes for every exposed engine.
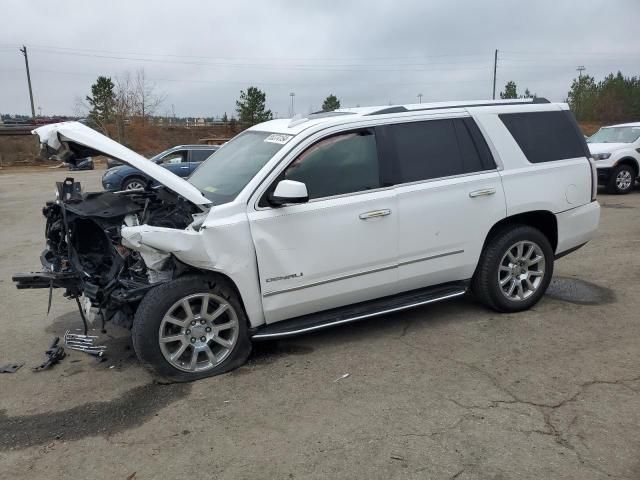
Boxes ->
[14,178,199,329]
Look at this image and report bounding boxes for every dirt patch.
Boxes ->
[546,276,615,305]
[0,382,191,451]
[245,341,314,366]
[600,202,635,209]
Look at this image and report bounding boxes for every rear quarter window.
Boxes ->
[499,111,588,163]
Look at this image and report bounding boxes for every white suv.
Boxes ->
[16,98,600,381]
[587,122,640,194]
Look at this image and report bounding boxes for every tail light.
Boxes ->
[589,157,598,201]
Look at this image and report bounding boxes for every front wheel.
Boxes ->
[132,275,252,382]
[472,225,554,313]
[607,164,635,194]
[122,176,146,191]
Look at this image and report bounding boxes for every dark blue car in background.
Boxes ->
[102,144,219,191]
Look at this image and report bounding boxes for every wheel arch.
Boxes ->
[175,265,251,326]
[615,157,639,176]
[482,210,558,254]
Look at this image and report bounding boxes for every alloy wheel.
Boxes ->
[616,169,633,192]
[158,293,239,372]
[125,180,145,190]
[498,240,546,301]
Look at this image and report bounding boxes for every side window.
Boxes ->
[499,111,587,163]
[160,151,187,164]
[190,150,214,163]
[283,130,381,200]
[384,119,488,184]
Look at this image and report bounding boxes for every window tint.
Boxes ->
[499,111,587,163]
[283,130,381,199]
[190,149,215,162]
[383,119,489,183]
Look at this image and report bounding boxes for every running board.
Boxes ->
[251,283,467,340]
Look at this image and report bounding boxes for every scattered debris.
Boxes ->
[0,363,24,373]
[32,337,66,371]
[334,373,350,382]
[64,329,107,359]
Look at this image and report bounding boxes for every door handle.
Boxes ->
[359,209,391,220]
[469,188,496,198]
[180,166,189,169]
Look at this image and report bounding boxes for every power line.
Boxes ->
[26,43,491,62]
[26,47,493,72]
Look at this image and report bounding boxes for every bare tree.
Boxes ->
[113,73,136,142]
[133,69,166,125]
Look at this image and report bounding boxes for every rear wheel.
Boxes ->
[606,164,635,194]
[132,275,251,382]
[472,225,554,312]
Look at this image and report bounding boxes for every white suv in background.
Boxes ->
[588,122,640,194]
[19,98,600,381]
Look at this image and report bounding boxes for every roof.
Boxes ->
[171,144,220,149]
[250,98,555,135]
[601,122,640,128]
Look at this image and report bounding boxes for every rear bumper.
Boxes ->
[555,201,600,256]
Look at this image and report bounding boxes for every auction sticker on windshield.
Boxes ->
[264,134,293,144]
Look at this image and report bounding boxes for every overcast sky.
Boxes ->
[2,0,639,118]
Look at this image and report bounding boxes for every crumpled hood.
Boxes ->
[587,142,628,155]
[33,122,212,207]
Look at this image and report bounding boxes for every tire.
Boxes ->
[121,176,146,191]
[606,164,636,194]
[472,225,554,313]
[132,275,252,382]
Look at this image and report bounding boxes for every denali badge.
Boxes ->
[266,272,303,283]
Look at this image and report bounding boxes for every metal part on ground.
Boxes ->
[64,330,107,357]
[32,337,66,371]
[0,363,24,373]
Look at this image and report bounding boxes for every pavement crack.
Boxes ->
[450,468,464,479]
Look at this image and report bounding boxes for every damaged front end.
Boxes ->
[13,122,212,331]
[14,177,199,329]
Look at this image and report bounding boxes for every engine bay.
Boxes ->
[14,177,199,330]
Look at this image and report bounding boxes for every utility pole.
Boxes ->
[19,45,36,123]
[576,65,585,78]
[417,93,423,104]
[492,49,498,100]
[289,92,295,117]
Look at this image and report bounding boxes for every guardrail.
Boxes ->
[0,125,34,135]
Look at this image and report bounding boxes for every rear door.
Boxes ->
[247,128,399,323]
[379,116,506,293]
[188,149,215,175]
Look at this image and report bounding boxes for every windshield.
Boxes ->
[189,131,291,205]
[588,126,640,144]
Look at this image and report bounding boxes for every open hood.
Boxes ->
[33,122,212,206]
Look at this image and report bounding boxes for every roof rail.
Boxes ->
[366,98,550,116]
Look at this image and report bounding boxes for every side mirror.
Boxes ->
[270,180,309,206]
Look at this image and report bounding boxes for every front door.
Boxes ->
[247,129,398,323]
[158,150,190,177]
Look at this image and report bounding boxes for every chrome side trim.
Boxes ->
[398,249,464,267]
[262,263,395,298]
[252,290,466,339]
[262,249,464,297]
